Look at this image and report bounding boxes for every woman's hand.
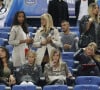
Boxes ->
[47,36,52,44]
[25,38,33,44]
[9,75,16,85]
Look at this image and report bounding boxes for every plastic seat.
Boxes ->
[63,60,74,68]
[62,52,74,60]
[0,32,9,39]
[12,85,36,90]
[43,85,68,90]
[0,85,5,90]
[74,85,99,90]
[75,76,100,85]
[0,38,5,46]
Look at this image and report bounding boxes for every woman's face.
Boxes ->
[52,52,60,66]
[27,53,35,65]
[0,48,7,59]
[17,13,25,24]
[85,47,94,56]
[92,5,99,15]
[41,17,47,26]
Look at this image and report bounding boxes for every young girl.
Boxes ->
[9,11,32,67]
[19,50,42,85]
[44,49,73,85]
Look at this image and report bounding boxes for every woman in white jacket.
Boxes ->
[9,11,32,67]
[33,13,62,70]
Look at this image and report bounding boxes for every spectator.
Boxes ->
[18,50,42,85]
[44,49,74,85]
[9,11,33,68]
[33,13,62,71]
[79,3,99,36]
[0,0,7,27]
[75,0,95,25]
[48,0,69,26]
[74,42,100,76]
[60,20,79,52]
[0,46,16,86]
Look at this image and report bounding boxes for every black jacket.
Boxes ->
[18,63,42,84]
[75,0,95,21]
[79,15,96,42]
[48,0,69,26]
[74,49,100,76]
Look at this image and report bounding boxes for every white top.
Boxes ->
[78,0,88,20]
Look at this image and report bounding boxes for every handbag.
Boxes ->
[78,32,94,48]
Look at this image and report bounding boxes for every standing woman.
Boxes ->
[79,3,99,38]
[33,13,62,70]
[9,11,32,67]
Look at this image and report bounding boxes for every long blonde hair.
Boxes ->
[50,49,62,66]
[41,13,54,33]
[88,3,99,22]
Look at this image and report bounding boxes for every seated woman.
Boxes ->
[0,46,16,86]
[74,42,100,76]
[44,49,74,85]
[18,50,42,85]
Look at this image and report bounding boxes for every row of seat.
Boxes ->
[0,84,100,90]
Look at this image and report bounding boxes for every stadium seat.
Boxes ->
[0,85,5,90]
[63,60,74,68]
[0,27,11,32]
[0,38,5,46]
[6,45,13,56]
[62,52,74,60]
[75,76,100,85]
[74,85,99,90]
[12,85,36,90]
[43,85,68,90]
[0,32,9,39]
[28,27,37,33]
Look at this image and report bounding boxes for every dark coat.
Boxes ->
[18,63,42,85]
[48,0,69,26]
[79,15,96,42]
[75,0,95,22]
[74,49,100,76]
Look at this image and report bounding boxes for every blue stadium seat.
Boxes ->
[0,27,11,32]
[62,52,74,60]
[12,85,36,90]
[63,60,74,68]
[0,32,9,39]
[43,85,68,90]
[6,45,13,56]
[0,38,5,46]
[68,67,73,74]
[28,27,37,33]
[0,85,5,90]
[74,85,99,90]
[75,76,100,85]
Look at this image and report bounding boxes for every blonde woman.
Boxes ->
[44,49,73,85]
[18,50,42,85]
[33,13,62,70]
[79,3,99,41]
[74,42,100,76]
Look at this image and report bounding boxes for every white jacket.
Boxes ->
[33,27,62,65]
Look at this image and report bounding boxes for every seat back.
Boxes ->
[75,76,100,85]
[0,85,5,90]
[43,85,68,90]
[12,85,36,90]
[74,85,99,90]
